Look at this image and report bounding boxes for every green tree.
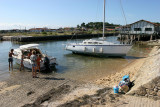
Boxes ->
[78,22,120,30]
[81,22,86,28]
[77,25,80,28]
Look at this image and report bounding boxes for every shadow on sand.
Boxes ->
[65,53,146,59]
[42,77,65,80]
[124,56,146,59]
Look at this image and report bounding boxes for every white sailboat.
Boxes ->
[65,0,132,57]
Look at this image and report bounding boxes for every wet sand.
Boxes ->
[0,70,122,107]
[0,70,84,107]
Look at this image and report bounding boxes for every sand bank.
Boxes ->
[95,54,147,87]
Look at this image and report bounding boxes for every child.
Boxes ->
[8,49,15,71]
[19,51,25,71]
[30,50,38,78]
[36,54,41,72]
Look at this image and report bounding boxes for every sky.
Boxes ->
[0,0,160,30]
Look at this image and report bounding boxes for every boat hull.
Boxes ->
[66,44,132,57]
[15,58,56,70]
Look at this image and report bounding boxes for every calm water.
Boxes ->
[0,36,152,82]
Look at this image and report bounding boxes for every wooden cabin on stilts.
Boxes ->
[118,19,160,43]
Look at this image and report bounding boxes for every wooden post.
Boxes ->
[126,35,128,40]
[130,35,133,44]
[138,35,140,41]
[120,34,122,40]
[133,35,135,40]
[122,34,124,41]
[122,35,125,44]
[150,35,153,41]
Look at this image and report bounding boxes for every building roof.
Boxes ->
[130,19,160,26]
[106,28,114,31]
[121,19,160,28]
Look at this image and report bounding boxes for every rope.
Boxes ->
[95,0,100,22]
[119,0,127,25]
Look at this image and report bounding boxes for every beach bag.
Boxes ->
[121,85,129,93]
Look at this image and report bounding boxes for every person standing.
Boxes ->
[30,50,38,78]
[8,49,15,71]
[19,51,25,71]
[36,54,41,73]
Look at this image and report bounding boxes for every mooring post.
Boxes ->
[130,35,133,44]
[126,35,128,41]
[122,35,124,43]
[133,35,135,40]
[150,34,153,41]
[138,35,140,41]
[120,34,122,40]
[155,34,157,40]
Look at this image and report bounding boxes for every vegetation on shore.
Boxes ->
[77,22,120,29]
[0,30,119,37]
[0,22,120,37]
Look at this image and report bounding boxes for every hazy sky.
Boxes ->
[0,0,160,30]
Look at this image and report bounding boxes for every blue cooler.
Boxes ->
[113,86,119,93]
[122,75,130,81]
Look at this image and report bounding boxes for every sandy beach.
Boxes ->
[0,46,160,107]
[95,55,146,87]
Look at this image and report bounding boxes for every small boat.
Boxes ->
[13,44,57,70]
[65,0,132,57]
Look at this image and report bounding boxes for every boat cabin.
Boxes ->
[22,48,44,59]
[14,44,45,59]
[82,40,103,45]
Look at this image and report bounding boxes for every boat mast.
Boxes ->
[103,0,106,39]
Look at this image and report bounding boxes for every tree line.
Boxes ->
[77,22,120,29]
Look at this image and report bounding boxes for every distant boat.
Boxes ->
[65,0,132,57]
[13,44,57,70]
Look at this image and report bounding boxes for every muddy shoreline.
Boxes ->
[0,70,86,107]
